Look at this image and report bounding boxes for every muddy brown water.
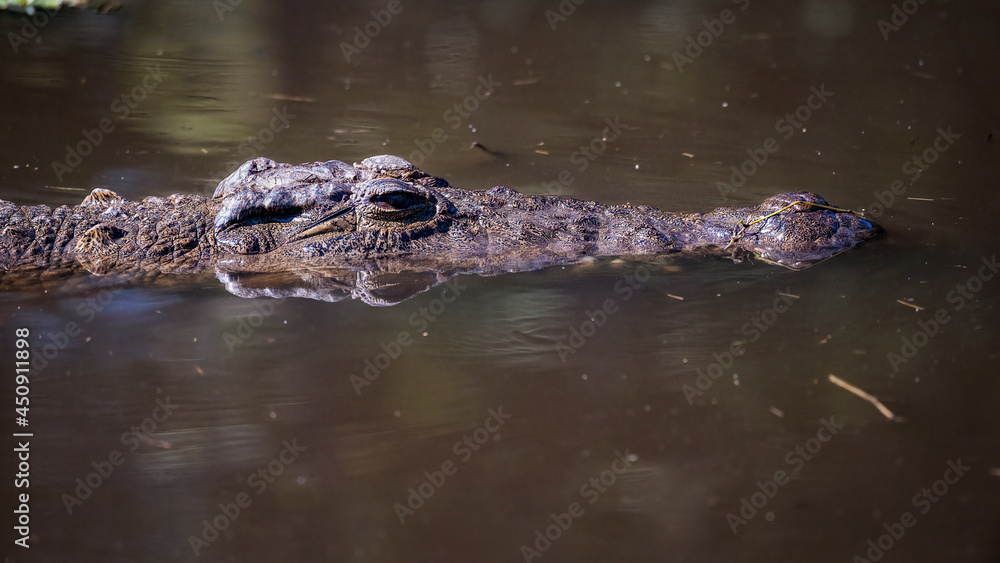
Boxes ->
[1,1,999,561]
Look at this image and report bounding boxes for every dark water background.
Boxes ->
[1,0,999,561]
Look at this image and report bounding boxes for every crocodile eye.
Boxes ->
[371,191,424,210]
[363,190,435,221]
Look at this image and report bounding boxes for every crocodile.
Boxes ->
[0,155,882,304]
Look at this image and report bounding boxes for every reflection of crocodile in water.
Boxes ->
[0,155,881,304]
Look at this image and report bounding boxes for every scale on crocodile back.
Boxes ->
[0,155,882,304]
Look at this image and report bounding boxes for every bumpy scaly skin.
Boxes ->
[0,189,216,280]
[0,155,882,290]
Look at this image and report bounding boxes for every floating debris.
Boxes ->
[259,93,317,103]
[513,77,541,86]
[828,374,902,422]
[470,141,503,157]
[896,299,925,311]
[769,407,784,418]
[666,294,684,301]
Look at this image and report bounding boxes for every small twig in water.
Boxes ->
[828,374,902,422]
[896,299,924,311]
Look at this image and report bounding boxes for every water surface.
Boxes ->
[1,0,998,561]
